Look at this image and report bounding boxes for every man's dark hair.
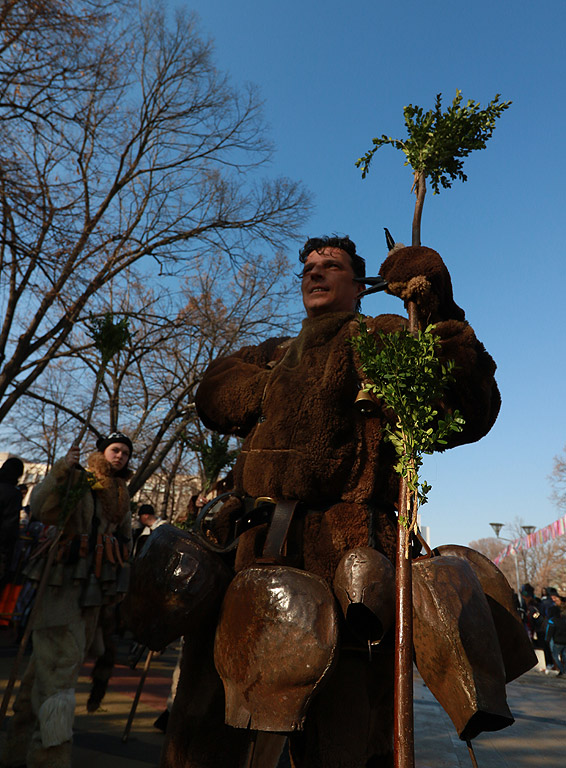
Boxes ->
[138,503,156,519]
[299,235,365,313]
[299,235,365,278]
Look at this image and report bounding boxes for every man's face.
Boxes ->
[301,247,364,318]
[103,442,130,471]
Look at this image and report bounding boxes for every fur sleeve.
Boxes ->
[379,246,465,323]
[432,319,501,445]
[195,335,290,436]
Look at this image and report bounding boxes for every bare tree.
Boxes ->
[469,536,519,592]
[5,247,297,510]
[0,0,119,127]
[0,1,311,425]
[549,446,566,514]
[527,539,566,595]
[471,525,566,597]
[2,358,81,474]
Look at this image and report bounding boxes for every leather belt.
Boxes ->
[257,500,302,565]
[192,493,328,558]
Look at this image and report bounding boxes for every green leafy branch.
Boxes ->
[77,312,132,443]
[86,312,132,367]
[355,90,511,245]
[184,431,240,494]
[356,90,511,190]
[351,320,465,529]
[59,313,131,529]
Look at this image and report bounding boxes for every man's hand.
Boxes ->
[65,445,80,467]
[379,246,464,322]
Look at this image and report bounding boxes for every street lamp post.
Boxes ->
[490,522,535,597]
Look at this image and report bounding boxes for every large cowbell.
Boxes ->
[214,564,339,732]
[123,524,233,651]
[412,546,537,741]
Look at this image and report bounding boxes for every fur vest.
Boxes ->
[30,453,131,538]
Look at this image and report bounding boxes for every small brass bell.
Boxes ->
[354,388,378,415]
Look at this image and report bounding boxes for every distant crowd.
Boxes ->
[519,583,566,675]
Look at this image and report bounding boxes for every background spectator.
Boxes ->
[133,504,165,557]
[0,457,24,589]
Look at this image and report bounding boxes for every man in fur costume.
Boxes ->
[1,433,133,768]
[155,236,532,768]
[196,238,499,575]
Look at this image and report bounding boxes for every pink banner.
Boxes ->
[493,513,566,565]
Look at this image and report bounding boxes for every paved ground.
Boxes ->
[1,628,565,767]
[413,666,566,768]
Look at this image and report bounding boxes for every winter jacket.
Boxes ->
[547,612,566,645]
[26,452,132,628]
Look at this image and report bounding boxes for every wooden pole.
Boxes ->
[122,650,155,743]
[393,189,427,767]
[393,476,414,768]
[393,300,419,768]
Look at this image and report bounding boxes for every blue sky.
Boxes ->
[179,0,566,548]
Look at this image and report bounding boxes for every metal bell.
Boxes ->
[354,388,378,414]
[100,560,116,583]
[334,547,395,646]
[22,558,44,582]
[82,573,103,607]
[48,561,65,587]
[116,562,131,594]
[73,557,89,582]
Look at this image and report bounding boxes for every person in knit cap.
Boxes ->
[1,433,133,768]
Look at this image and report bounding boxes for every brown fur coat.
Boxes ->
[195,251,500,583]
[169,247,505,768]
